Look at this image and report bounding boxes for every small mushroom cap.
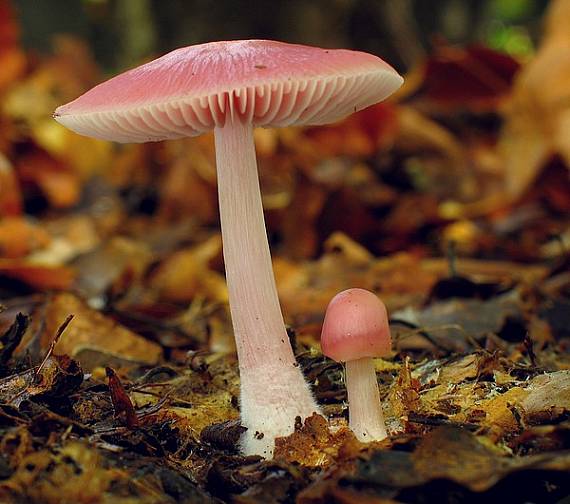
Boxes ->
[54,40,403,143]
[321,288,391,362]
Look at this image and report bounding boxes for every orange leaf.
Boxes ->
[0,260,75,290]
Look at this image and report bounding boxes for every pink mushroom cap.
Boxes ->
[53,39,403,143]
[321,288,391,362]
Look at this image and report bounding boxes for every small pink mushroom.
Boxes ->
[54,40,402,456]
[321,288,392,442]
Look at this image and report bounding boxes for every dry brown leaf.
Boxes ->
[521,370,570,423]
[0,153,22,216]
[40,292,162,369]
[500,0,570,198]
[72,236,152,300]
[149,234,227,303]
[0,217,51,258]
[0,1,26,93]
[0,260,75,290]
[277,234,437,326]
[0,441,160,504]
[15,150,81,209]
[146,356,240,438]
[386,358,421,429]
[32,120,114,181]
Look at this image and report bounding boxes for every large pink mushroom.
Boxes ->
[54,40,403,456]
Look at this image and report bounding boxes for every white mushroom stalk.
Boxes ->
[215,118,319,456]
[345,357,387,442]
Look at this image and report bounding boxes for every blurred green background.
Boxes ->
[14,0,548,73]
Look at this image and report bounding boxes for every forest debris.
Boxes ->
[0,3,567,502]
[0,354,82,407]
[233,463,312,504]
[393,107,471,200]
[0,217,51,259]
[39,293,162,369]
[35,314,73,378]
[323,232,373,266]
[540,298,570,340]
[386,357,421,429]
[158,466,224,504]
[500,0,570,198]
[416,45,520,108]
[0,441,162,504]
[509,422,570,454]
[273,413,360,467]
[415,353,479,385]
[421,257,548,285]
[71,236,153,302]
[205,455,281,500]
[277,248,438,325]
[15,150,81,209]
[0,260,75,291]
[396,106,464,163]
[392,289,523,349]
[33,120,114,181]
[158,143,218,223]
[0,312,29,369]
[149,234,227,303]
[106,367,139,429]
[148,358,240,439]
[200,419,247,452]
[0,155,22,217]
[411,427,507,490]
[428,273,509,301]
[413,365,570,440]
[331,426,570,501]
[159,394,238,440]
[521,370,570,423]
[472,386,527,438]
[297,103,399,161]
[0,1,26,93]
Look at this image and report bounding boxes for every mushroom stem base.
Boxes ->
[214,119,320,457]
[345,357,387,442]
[240,361,319,457]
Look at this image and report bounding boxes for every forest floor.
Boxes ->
[0,1,569,503]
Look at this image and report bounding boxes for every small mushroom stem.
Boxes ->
[345,357,387,442]
[214,118,320,457]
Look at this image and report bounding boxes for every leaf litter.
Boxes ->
[0,0,569,502]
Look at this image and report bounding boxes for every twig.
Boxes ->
[408,411,480,431]
[35,314,74,379]
[390,318,452,352]
[27,402,92,434]
[523,332,538,367]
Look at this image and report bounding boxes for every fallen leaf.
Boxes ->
[499,0,570,198]
[39,293,162,369]
[106,367,139,429]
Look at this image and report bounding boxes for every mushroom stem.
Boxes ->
[345,357,387,442]
[214,118,319,457]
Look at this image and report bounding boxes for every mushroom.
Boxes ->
[53,40,403,456]
[320,288,392,442]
